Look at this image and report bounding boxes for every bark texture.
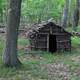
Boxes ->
[61,0,69,28]
[2,0,22,67]
[72,0,80,31]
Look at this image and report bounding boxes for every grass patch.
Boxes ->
[0,36,80,79]
[18,38,29,46]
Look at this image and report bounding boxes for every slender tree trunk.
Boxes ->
[67,0,72,26]
[0,8,3,23]
[61,0,69,28]
[0,0,3,23]
[72,0,80,31]
[2,0,22,67]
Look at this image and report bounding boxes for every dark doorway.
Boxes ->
[49,35,57,52]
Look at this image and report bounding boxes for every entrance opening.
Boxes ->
[49,35,57,52]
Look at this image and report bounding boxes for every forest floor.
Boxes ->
[0,33,80,80]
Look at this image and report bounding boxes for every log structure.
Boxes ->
[27,21,72,52]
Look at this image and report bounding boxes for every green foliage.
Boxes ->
[0,0,3,22]
[0,0,79,27]
[21,0,64,23]
[0,0,7,23]
[71,36,80,47]
[0,0,2,10]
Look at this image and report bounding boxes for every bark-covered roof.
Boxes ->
[27,21,72,38]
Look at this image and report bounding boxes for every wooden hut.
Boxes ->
[27,21,72,52]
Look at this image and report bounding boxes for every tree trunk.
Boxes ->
[72,0,80,31]
[0,8,3,23]
[2,0,22,67]
[61,0,69,28]
[0,0,3,23]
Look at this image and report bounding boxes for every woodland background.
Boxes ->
[0,0,80,80]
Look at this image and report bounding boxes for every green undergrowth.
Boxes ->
[71,36,80,47]
[66,25,80,32]
[0,36,80,79]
